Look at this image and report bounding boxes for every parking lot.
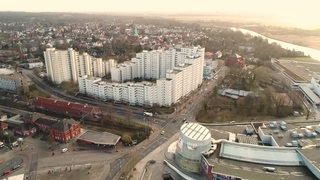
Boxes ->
[206,121,320,180]
[261,121,320,148]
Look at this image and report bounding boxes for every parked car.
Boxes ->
[2,170,11,176]
[61,148,68,153]
[12,164,21,170]
[0,141,4,148]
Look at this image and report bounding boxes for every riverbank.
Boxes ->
[232,28,320,61]
[262,34,320,50]
[243,26,320,51]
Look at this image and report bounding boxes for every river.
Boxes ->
[231,28,320,61]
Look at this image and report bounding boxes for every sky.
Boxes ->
[1,0,320,29]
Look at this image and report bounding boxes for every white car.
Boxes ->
[0,141,4,148]
[61,148,68,153]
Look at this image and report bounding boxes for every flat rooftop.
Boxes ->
[260,121,320,173]
[181,122,211,141]
[220,140,303,166]
[167,69,182,74]
[299,84,320,104]
[278,59,320,82]
[299,148,320,170]
[0,68,15,75]
[77,130,121,146]
[273,60,307,82]
[206,122,320,179]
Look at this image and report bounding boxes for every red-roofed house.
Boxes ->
[32,117,80,143]
[225,54,245,68]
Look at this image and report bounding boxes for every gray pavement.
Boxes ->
[0,156,23,177]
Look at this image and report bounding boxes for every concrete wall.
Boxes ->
[296,150,320,179]
[258,127,279,147]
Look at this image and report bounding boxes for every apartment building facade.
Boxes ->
[79,46,204,106]
[44,48,116,84]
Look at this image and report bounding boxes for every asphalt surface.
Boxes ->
[107,154,128,180]
[0,156,23,177]
[27,153,38,180]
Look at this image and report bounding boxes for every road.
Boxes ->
[28,153,38,180]
[131,66,228,180]
[0,104,32,117]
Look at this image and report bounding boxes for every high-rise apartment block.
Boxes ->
[44,48,116,84]
[80,46,205,107]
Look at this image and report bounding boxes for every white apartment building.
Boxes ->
[44,48,79,84]
[79,46,205,107]
[166,69,183,103]
[79,75,162,106]
[105,59,116,75]
[78,53,92,77]
[111,46,203,82]
[111,62,137,83]
[92,58,104,77]
[156,78,173,106]
[44,48,117,84]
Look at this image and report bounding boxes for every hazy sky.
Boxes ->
[1,0,320,28]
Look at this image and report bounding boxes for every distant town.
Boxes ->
[0,12,320,180]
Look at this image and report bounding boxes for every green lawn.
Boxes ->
[29,84,50,98]
[158,107,175,114]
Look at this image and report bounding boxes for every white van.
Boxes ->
[61,148,68,153]
[11,141,18,147]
